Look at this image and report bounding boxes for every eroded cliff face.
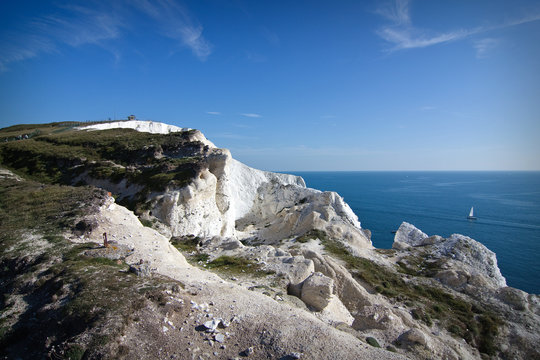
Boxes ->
[3,121,537,359]
[128,138,373,250]
[393,222,507,291]
[73,121,372,249]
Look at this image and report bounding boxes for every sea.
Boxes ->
[290,171,540,294]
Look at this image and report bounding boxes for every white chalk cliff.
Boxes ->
[79,120,371,250]
[151,150,369,248]
[79,120,216,147]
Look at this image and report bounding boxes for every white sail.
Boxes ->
[469,207,474,217]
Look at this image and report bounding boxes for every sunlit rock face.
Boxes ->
[392,222,507,290]
[151,151,370,249]
[89,121,370,248]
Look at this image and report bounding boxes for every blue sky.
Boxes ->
[1,0,539,171]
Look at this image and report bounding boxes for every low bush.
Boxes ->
[296,229,328,243]
[366,337,381,348]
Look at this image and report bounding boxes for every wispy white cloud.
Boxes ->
[473,38,499,59]
[0,4,123,71]
[504,12,540,27]
[241,113,262,118]
[320,115,336,119]
[131,0,212,60]
[420,106,436,111]
[48,5,123,46]
[377,26,472,51]
[206,111,221,115]
[375,0,473,51]
[0,35,54,72]
[375,0,410,26]
[375,0,540,52]
[0,0,212,71]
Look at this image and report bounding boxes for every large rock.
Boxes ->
[352,305,402,331]
[496,287,529,311]
[433,234,506,289]
[392,223,506,291]
[435,269,470,288]
[151,168,229,237]
[267,255,315,297]
[318,295,355,326]
[301,272,334,311]
[392,222,428,248]
[301,250,373,313]
[237,176,371,249]
[397,328,430,348]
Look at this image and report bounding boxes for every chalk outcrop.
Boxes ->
[153,151,370,249]
[392,222,506,291]
[300,272,334,311]
[75,121,371,250]
[392,222,429,249]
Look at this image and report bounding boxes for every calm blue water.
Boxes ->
[290,171,540,294]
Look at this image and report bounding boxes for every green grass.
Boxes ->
[191,253,210,262]
[170,236,214,265]
[411,307,433,326]
[366,337,381,348]
[65,343,86,360]
[0,122,83,140]
[374,248,397,256]
[34,127,202,167]
[0,178,106,246]
[205,255,275,277]
[170,235,201,252]
[396,254,446,277]
[206,255,254,270]
[140,219,154,228]
[0,175,182,359]
[0,125,205,196]
[0,123,210,223]
[295,229,328,243]
[0,140,88,183]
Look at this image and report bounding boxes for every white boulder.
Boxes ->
[393,222,428,248]
[392,223,506,290]
[300,272,335,311]
[398,328,430,348]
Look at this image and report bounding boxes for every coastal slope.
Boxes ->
[0,120,538,360]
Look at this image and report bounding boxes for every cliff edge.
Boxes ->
[0,120,538,360]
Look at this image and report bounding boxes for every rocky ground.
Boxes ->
[59,182,539,360]
[71,195,405,359]
[1,121,539,360]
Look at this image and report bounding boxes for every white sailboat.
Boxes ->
[467,206,477,220]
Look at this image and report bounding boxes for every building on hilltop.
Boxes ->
[128,115,136,121]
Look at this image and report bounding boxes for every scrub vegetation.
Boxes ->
[0,176,181,359]
[321,237,502,356]
[0,122,208,213]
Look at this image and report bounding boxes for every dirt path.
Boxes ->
[75,198,406,359]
